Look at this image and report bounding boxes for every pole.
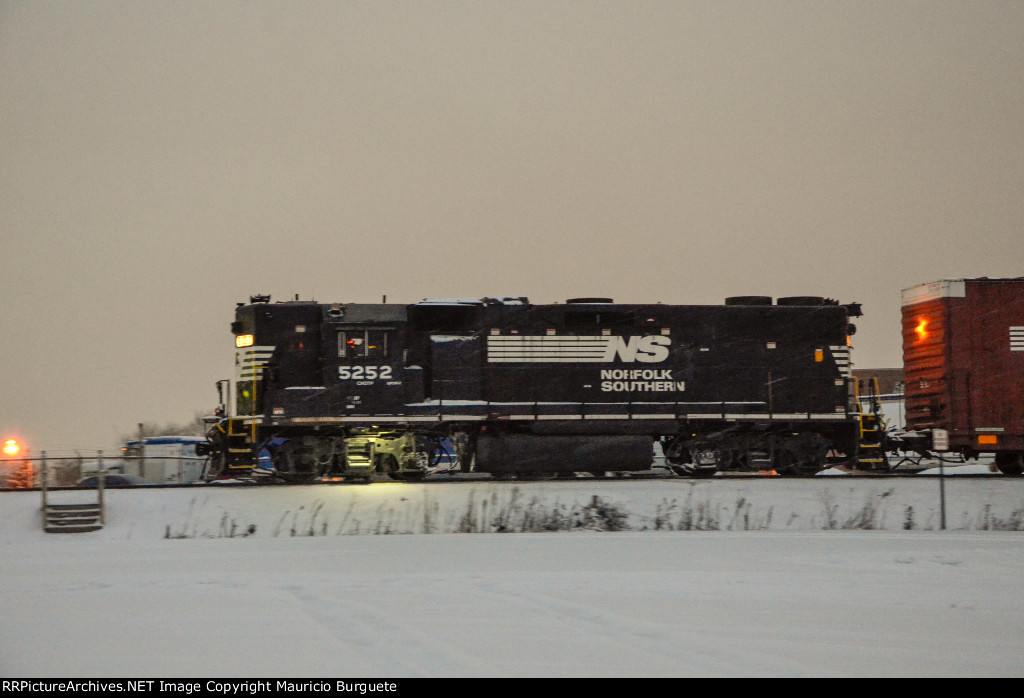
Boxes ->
[933,429,948,530]
[138,423,145,480]
[97,450,105,526]
[939,457,947,531]
[41,451,48,511]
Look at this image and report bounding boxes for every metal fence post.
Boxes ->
[933,429,948,530]
[97,450,105,526]
[41,451,48,513]
[138,423,145,480]
[939,459,947,531]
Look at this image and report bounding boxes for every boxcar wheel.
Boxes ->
[995,453,1024,477]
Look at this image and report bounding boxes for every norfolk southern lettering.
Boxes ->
[600,369,684,392]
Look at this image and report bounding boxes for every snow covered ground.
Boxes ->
[2,474,1023,677]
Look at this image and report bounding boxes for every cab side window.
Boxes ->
[339,329,389,360]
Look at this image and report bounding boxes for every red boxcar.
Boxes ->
[902,278,1024,474]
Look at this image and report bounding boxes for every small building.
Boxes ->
[853,368,906,430]
[852,368,904,396]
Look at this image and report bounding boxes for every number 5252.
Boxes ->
[338,365,393,380]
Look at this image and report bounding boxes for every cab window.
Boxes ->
[339,329,389,359]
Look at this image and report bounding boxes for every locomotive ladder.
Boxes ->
[225,417,260,476]
[203,417,261,480]
[855,378,889,471]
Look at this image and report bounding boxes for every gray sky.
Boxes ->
[2,1,1022,456]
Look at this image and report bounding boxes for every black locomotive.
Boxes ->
[203,294,865,481]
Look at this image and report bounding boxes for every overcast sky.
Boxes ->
[2,1,1022,455]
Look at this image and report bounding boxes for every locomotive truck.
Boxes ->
[201,294,869,482]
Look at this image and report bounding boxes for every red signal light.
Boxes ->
[3,439,20,457]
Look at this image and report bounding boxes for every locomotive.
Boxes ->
[201,294,870,481]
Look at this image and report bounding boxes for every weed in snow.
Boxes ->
[164,488,1024,538]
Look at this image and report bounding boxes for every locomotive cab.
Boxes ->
[320,303,409,416]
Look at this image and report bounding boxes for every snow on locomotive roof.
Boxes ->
[416,297,527,306]
[417,298,485,306]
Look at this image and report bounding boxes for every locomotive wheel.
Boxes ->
[668,463,718,478]
[399,468,425,481]
[668,449,719,477]
[767,449,792,475]
[791,461,822,476]
[275,472,317,484]
[775,449,818,476]
[690,448,720,477]
[271,441,322,483]
[383,455,404,481]
[663,439,719,477]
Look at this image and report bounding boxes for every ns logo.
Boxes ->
[486,334,671,364]
[604,336,670,363]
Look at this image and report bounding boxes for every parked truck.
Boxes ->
[121,435,208,484]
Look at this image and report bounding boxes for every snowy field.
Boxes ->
[2,472,1023,678]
